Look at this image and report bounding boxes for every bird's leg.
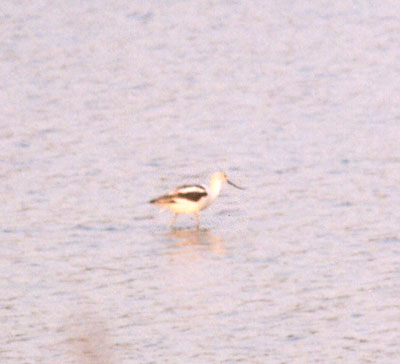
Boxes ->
[170,214,177,228]
[194,212,199,230]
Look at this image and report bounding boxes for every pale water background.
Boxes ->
[1,1,400,363]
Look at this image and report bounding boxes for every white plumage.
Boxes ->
[150,171,244,229]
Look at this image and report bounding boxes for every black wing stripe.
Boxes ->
[150,195,176,204]
[177,191,207,202]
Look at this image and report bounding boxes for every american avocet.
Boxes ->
[150,171,244,229]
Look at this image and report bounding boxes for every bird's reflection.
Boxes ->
[167,228,226,258]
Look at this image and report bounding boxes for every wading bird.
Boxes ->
[150,171,244,229]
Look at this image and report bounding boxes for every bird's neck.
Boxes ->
[208,179,223,203]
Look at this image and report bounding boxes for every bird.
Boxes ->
[150,171,244,229]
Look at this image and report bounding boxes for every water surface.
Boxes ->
[1,1,400,363]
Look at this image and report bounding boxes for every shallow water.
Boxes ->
[1,1,400,363]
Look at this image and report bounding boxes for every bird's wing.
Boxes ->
[172,184,208,202]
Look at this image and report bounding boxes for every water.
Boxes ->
[1,1,400,363]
